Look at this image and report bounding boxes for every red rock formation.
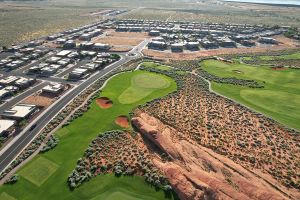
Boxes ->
[132,113,290,200]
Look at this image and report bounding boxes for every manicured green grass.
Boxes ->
[19,156,59,187]
[55,128,70,137]
[90,186,159,200]
[240,52,300,62]
[260,52,300,61]
[119,73,171,104]
[0,192,16,200]
[0,70,177,200]
[142,62,172,71]
[201,60,300,130]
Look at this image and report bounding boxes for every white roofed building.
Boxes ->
[42,83,64,95]
[1,104,38,120]
[0,119,16,137]
[68,68,88,80]
[0,76,19,86]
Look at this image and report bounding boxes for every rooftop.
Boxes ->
[2,104,37,119]
[0,119,16,135]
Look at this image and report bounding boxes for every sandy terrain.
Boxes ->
[22,94,55,108]
[132,113,291,200]
[92,30,151,52]
[115,116,129,128]
[94,36,144,46]
[109,45,133,52]
[135,74,300,199]
[93,30,150,47]
[108,31,151,39]
[96,97,113,109]
[143,36,299,60]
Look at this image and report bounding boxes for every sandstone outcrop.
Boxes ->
[132,113,290,200]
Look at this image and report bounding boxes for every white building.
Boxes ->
[69,68,88,80]
[0,76,19,86]
[42,83,64,94]
[14,77,35,88]
[46,56,61,64]
[56,50,72,57]
[1,104,37,120]
[0,119,16,136]
[171,43,184,52]
[80,63,100,72]
[93,43,110,51]
[40,65,61,76]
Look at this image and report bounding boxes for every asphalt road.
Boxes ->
[0,82,48,113]
[0,48,140,173]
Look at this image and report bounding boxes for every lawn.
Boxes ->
[0,70,177,200]
[201,59,300,130]
[19,156,59,187]
[119,73,171,104]
[141,62,172,71]
[90,187,160,200]
[240,52,300,62]
[0,192,16,200]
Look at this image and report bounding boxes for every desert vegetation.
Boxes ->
[136,67,300,194]
[68,130,172,193]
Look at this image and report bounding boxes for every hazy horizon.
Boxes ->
[223,0,300,5]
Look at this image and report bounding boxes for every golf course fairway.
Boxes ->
[201,59,300,130]
[0,69,177,200]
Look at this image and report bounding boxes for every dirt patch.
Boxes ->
[96,97,113,109]
[272,67,287,70]
[93,30,151,48]
[110,45,133,52]
[115,115,129,128]
[94,36,144,46]
[108,31,151,39]
[22,94,54,108]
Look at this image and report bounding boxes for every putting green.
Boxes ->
[201,59,300,130]
[119,73,171,104]
[0,192,16,200]
[19,156,59,187]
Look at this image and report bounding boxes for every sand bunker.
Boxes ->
[115,115,129,128]
[96,97,113,109]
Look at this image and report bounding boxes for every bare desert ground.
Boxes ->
[133,73,300,199]
[143,36,299,60]
[93,30,151,52]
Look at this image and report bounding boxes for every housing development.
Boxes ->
[0,1,299,200]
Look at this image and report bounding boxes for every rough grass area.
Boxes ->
[201,59,300,130]
[19,156,59,187]
[0,70,177,200]
[118,73,172,104]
